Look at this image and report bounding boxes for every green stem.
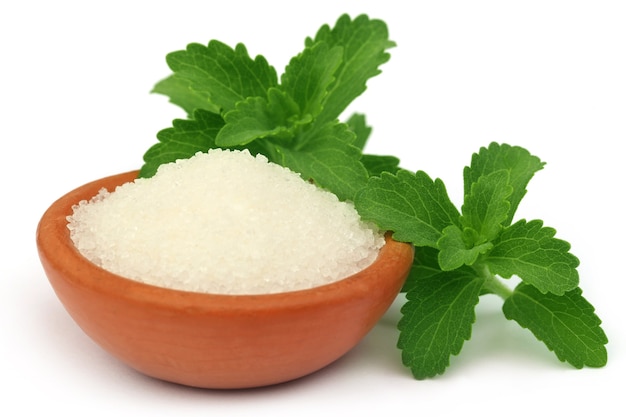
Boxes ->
[475,263,513,300]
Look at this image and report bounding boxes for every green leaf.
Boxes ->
[139,109,225,178]
[487,219,579,295]
[215,89,303,146]
[460,169,512,245]
[360,154,400,177]
[306,14,395,124]
[273,122,368,202]
[345,113,372,150]
[151,74,220,116]
[464,142,545,226]
[503,283,608,368]
[398,269,484,379]
[405,246,479,293]
[354,170,461,247]
[402,246,441,293]
[281,41,343,119]
[437,225,493,271]
[166,41,278,113]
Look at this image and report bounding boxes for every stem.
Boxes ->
[475,263,513,300]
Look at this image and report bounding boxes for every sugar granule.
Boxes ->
[67,149,385,294]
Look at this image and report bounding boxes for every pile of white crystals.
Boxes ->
[67,149,385,295]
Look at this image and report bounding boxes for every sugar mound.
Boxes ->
[67,149,385,294]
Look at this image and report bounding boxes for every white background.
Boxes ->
[2,1,624,415]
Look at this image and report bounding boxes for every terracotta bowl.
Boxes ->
[36,171,414,389]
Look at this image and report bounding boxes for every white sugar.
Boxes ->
[67,149,384,294]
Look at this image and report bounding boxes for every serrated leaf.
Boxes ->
[306,14,395,124]
[345,113,372,150]
[437,225,493,271]
[151,74,220,116]
[354,170,460,247]
[398,269,484,379]
[402,246,441,293]
[215,89,303,146]
[273,122,368,202]
[139,109,225,178]
[166,41,278,113]
[360,154,400,177]
[503,283,608,368]
[281,41,343,119]
[487,219,579,295]
[460,169,512,245]
[346,113,372,151]
[404,246,477,293]
[464,142,545,226]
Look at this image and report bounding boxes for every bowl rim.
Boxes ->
[37,170,414,315]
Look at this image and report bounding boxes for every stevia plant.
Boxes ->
[140,13,608,379]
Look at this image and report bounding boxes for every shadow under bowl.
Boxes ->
[36,170,414,389]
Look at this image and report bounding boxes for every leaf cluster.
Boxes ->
[141,14,397,202]
[354,143,608,378]
[141,14,608,380]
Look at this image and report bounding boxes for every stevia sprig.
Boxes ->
[354,142,608,378]
[141,14,396,202]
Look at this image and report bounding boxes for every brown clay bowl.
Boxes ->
[36,170,414,389]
